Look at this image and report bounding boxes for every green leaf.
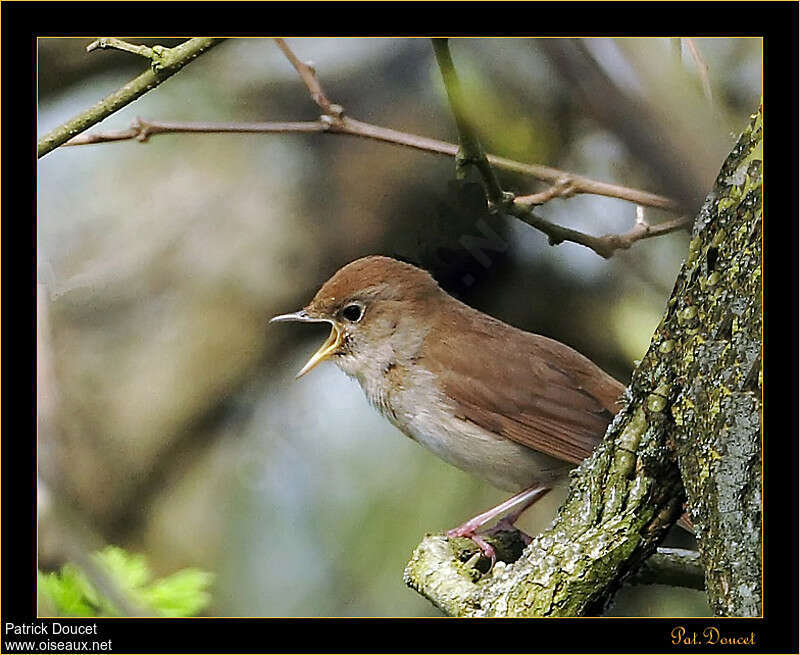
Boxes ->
[37,569,98,616]
[38,546,213,617]
[140,569,215,617]
[93,546,152,591]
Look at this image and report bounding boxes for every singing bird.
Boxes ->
[272,256,626,561]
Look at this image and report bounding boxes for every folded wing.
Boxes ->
[425,306,625,465]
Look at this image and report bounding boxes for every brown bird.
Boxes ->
[271,255,626,561]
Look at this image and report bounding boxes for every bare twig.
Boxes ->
[273,38,343,119]
[515,177,578,206]
[501,162,678,211]
[431,38,506,204]
[37,37,224,158]
[59,116,678,210]
[54,39,687,257]
[509,202,690,259]
[426,37,690,258]
[684,38,713,103]
[56,37,678,213]
[87,37,156,60]
[62,118,328,145]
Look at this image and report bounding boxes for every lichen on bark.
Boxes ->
[404,102,762,617]
[669,103,762,616]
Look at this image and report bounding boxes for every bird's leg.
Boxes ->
[446,484,551,562]
[484,500,543,545]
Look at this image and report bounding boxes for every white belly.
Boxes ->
[355,363,571,491]
[397,397,570,491]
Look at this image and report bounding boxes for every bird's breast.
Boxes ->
[359,362,571,492]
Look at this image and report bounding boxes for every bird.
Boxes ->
[271,255,627,562]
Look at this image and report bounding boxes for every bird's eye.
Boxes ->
[342,303,364,322]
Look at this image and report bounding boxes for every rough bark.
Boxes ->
[404,103,762,617]
[671,104,762,616]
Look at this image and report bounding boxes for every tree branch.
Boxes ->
[55,43,679,215]
[671,102,762,616]
[50,39,686,259]
[37,37,224,158]
[273,38,343,119]
[429,37,687,258]
[626,548,705,590]
[508,202,690,259]
[404,103,762,616]
[684,38,713,103]
[431,38,506,204]
[87,37,159,60]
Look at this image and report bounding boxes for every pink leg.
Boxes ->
[447,484,551,563]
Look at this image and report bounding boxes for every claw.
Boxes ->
[445,484,551,570]
[447,526,497,568]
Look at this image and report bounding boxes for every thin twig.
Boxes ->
[59,116,678,210]
[87,37,156,60]
[61,117,687,258]
[431,38,506,204]
[427,37,688,258]
[515,177,578,206]
[273,38,342,119]
[55,37,678,213]
[509,202,690,259]
[37,37,224,158]
[54,40,687,257]
[62,118,327,145]
[684,38,713,103]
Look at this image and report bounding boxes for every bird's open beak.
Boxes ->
[269,310,343,378]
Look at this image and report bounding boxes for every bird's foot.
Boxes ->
[446,484,551,569]
[446,524,497,567]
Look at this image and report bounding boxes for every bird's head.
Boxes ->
[270,256,442,378]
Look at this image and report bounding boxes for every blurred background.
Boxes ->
[37,37,761,616]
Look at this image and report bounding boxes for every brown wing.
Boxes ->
[425,302,626,465]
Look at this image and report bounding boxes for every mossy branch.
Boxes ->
[37,37,223,158]
[670,102,762,616]
[405,404,686,616]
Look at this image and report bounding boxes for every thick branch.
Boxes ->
[670,103,762,616]
[405,103,762,617]
[406,400,686,616]
[37,37,223,158]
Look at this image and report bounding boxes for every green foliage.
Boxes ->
[38,546,213,617]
